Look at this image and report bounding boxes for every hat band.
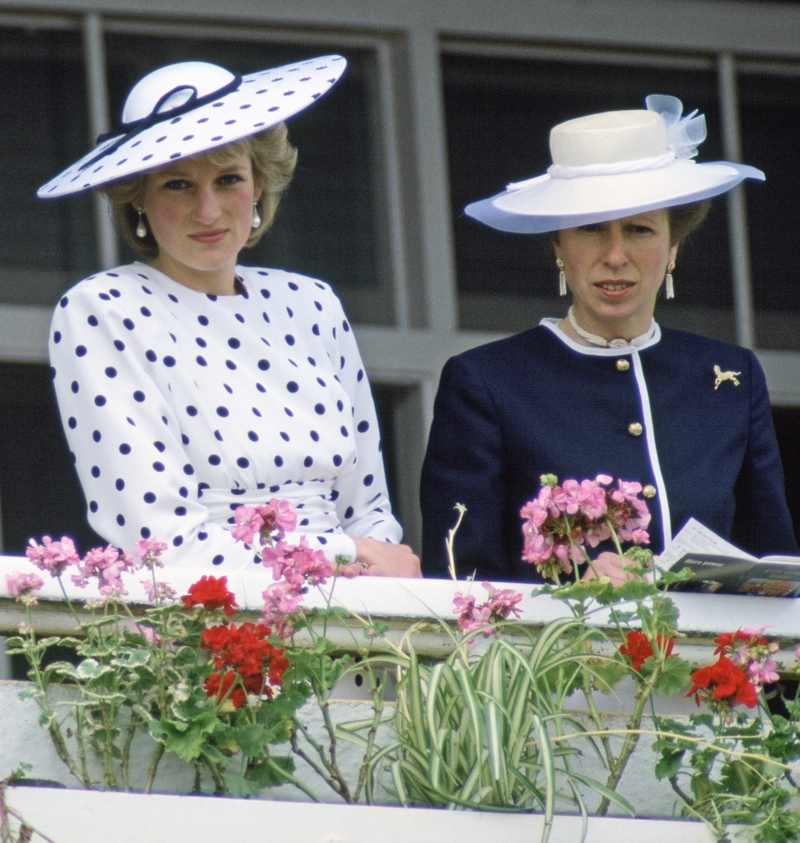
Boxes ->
[80,72,244,173]
[546,149,676,180]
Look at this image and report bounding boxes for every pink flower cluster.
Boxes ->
[25,535,80,577]
[133,538,168,570]
[71,545,136,596]
[714,626,780,690]
[520,475,651,580]
[231,500,297,546]
[231,501,331,638]
[20,534,169,599]
[453,581,523,637]
[5,571,44,603]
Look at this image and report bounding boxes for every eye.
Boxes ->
[576,223,601,233]
[219,173,245,186]
[162,178,189,191]
[629,224,654,235]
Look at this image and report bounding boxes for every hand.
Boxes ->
[348,536,422,578]
[580,551,631,587]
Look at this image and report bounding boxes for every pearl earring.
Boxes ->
[556,258,567,297]
[665,261,676,300]
[252,201,261,229]
[135,207,147,239]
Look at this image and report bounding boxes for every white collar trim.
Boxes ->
[540,317,662,356]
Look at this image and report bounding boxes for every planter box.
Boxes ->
[5,786,721,843]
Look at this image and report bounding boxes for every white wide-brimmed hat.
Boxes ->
[38,54,346,198]
[465,95,764,234]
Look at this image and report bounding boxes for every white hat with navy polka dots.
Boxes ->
[37,54,346,198]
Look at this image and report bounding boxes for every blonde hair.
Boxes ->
[103,123,298,258]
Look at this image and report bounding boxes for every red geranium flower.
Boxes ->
[619,630,674,671]
[713,628,768,655]
[687,654,758,709]
[201,621,288,704]
[204,670,246,709]
[182,575,238,616]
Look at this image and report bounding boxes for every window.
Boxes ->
[0,24,96,306]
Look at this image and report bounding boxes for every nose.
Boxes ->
[193,183,221,224]
[601,225,628,269]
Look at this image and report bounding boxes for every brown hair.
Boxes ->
[103,122,298,258]
[549,200,712,249]
[667,200,711,246]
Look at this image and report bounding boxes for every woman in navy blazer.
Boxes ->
[421,96,797,581]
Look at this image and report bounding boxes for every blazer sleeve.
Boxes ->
[733,350,798,556]
[421,354,515,579]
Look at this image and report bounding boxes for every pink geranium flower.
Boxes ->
[141,580,177,602]
[72,545,137,596]
[26,536,80,577]
[261,581,303,637]
[132,538,168,569]
[453,582,524,638]
[6,571,44,602]
[519,475,652,581]
[231,506,265,546]
[259,499,297,539]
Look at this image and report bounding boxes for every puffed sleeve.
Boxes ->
[733,350,798,556]
[49,283,255,569]
[420,354,511,579]
[318,285,403,545]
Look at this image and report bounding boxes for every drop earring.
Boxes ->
[135,207,147,239]
[665,261,676,299]
[252,200,261,229]
[556,258,567,297]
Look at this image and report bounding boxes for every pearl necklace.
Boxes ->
[567,306,655,348]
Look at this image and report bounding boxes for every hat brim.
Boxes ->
[464,160,764,234]
[38,55,346,199]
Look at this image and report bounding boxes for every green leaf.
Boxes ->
[235,723,273,757]
[654,655,692,695]
[224,772,263,797]
[613,579,658,602]
[245,755,296,788]
[654,749,684,780]
[163,716,219,761]
[111,649,151,668]
[365,620,389,639]
[552,579,617,604]
[591,657,628,693]
[269,688,309,717]
[76,658,115,681]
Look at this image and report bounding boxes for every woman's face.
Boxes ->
[139,152,260,294]
[554,211,678,339]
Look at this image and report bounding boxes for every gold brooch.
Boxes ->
[713,365,741,390]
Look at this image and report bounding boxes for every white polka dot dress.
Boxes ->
[49,263,402,569]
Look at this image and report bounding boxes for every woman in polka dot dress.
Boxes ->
[39,56,420,576]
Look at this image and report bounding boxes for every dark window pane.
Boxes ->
[105,35,393,325]
[0,363,103,554]
[739,72,800,349]
[0,27,96,305]
[443,53,734,338]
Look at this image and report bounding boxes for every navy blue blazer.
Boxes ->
[421,323,797,581]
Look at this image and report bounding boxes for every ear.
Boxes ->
[551,233,562,262]
[668,242,678,264]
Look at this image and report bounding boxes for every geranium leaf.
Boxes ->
[654,749,684,780]
[654,656,691,695]
[160,712,218,761]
